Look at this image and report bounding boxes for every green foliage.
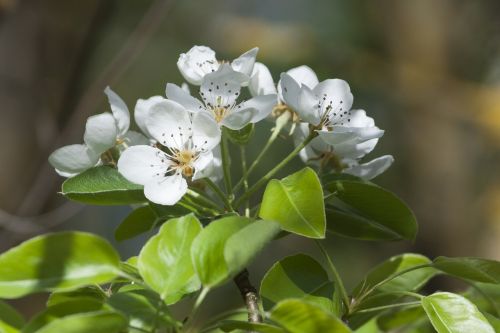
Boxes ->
[32,312,127,333]
[270,299,353,333]
[138,214,202,303]
[325,180,417,241]
[225,124,255,145]
[115,205,157,241]
[0,300,24,333]
[260,254,335,312]
[259,167,326,238]
[220,320,286,333]
[422,292,495,333]
[62,166,146,205]
[433,257,500,283]
[0,232,120,298]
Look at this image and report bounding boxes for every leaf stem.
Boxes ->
[203,178,233,212]
[233,112,290,193]
[186,189,223,213]
[239,146,250,217]
[184,287,210,333]
[233,131,316,209]
[314,240,350,315]
[353,301,422,314]
[221,132,233,198]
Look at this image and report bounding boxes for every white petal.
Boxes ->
[145,100,191,150]
[117,145,171,185]
[334,138,379,160]
[348,109,375,127]
[83,113,118,154]
[104,87,130,136]
[220,108,258,130]
[344,155,394,180]
[297,85,322,126]
[200,64,247,109]
[231,47,258,77]
[237,94,277,123]
[177,45,219,85]
[122,130,150,146]
[181,82,191,93]
[286,65,319,89]
[144,173,187,205]
[317,126,384,145]
[49,144,100,177]
[191,111,221,152]
[249,62,277,97]
[165,83,204,112]
[279,73,301,111]
[134,95,166,138]
[293,123,323,163]
[192,151,214,181]
[313,79,354,114]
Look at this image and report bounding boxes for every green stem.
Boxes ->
[186,189,223,213]
[240,146,250,217]
[353,301,422,314]
[233,112,290,193]
[184,287,210,333]
[221,132,233,198]
[233,131,316,209]
[204,178,233,212]
[182,194,219,216]
[315,240,350,315]
[199,308,247,333]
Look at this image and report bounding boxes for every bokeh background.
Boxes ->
[1,0,500,321]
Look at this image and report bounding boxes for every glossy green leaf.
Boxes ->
[46,286,106,307]
[353,253,435,299]
[270,299,352,333]
[433,257,500,284]
[33,311,127,333]
[107,288,177,332]
[191,216,279,288]
[422,292,495,333]
[220,320,286,333]
[0,232,120,298]
[0,300,24,333]
[260,254,334,312]
[115,206,158,242]
[326,180,417,241]
[138,214,202,304]
[61,166,146,205]
[259,167,326,238]
[377,306,426,331]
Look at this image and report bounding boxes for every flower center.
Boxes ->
[212,106,228,123]
[173,149,196,177]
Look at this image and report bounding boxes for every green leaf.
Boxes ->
[270,299,353,333]
[259,167,326,238]
[22,299,107,333]
[326,180,417,241]
[433,257,500,284]
[0,232,120,298]
[191,216,280,288]
[107,288,177,332]
[138,214,202,304]
[46,286,107,307]
[0,300,24,333]
[33,311,127,333]
[61,166,146,205]
[353,253,435,299]
[115,206,158,242]
[225,124,255,145]
[422,292,495,333]
[483,313,500,332]
[260,254,334,312]
[377,306,427,331]
[220,320,286,333]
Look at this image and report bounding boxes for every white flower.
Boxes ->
[166,64,277,130]
[249,62,277,97]
[118,100,221,205]
[281,74,384,146]
[134,95,166,139]
[294,123,393,180]
[177,45,258,85]
[49,87,148,177]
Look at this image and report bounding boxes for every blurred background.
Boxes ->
[1,0,500,321]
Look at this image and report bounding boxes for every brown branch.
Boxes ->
[233,269,263,324]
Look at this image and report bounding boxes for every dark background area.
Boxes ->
[1,0,500,320]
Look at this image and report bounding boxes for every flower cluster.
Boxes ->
[49,45,393,205]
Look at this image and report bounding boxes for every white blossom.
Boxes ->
[49,87,148,177]
[177,45,258,85]
[118,100,220,205]
[166,64,276,130]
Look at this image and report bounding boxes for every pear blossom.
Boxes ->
[118,100,220,205]
[49,87,148,177]
[166,64,276,130]
[177,45,258,85]
[294,123,393,180]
